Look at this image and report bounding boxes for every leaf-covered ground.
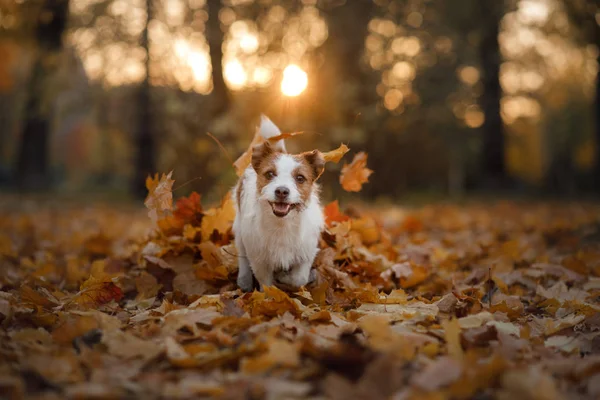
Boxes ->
[1,193,600,400]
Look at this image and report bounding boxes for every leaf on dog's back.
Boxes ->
[340,152,373,192]
[323,144,350,164]
[145,171,174,224]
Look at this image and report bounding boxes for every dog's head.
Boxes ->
[252,141,325,218]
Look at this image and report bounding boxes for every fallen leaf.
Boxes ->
[324,200,350,227]
[144,171,174,224]
[201,193,235,242]
[443,318,464,361]
[173,191,203,225]
[412,357,462,390]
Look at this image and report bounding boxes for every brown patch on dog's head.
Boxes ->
[252,141,282,194]
[292,150,325,203]
[302,150,325,181]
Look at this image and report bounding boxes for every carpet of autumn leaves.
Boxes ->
[2,175,600,399]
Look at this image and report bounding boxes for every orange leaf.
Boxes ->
[267,131,305,143]
[340,152,373,192]
[173,191,203,225]
[324,200,350,227]
[233,128,264,176]
[144,171,174,224]
[322,143,350,164]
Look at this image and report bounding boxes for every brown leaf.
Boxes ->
[144,171,174,224]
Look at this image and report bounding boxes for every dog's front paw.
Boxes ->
[237,274,254,292]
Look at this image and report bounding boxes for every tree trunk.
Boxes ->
[206,0,229,115]
[320,1,373,124]
[477,1,506,185]
[16,0,70,190]
[595,52,600,190]
[132,0,156,198]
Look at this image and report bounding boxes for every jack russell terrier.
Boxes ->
[233,116,324,291]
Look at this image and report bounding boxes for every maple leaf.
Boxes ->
[340,152,373,192]
[322,143,350,163]
[144,171,174,224]
[324,200,350,227]
[71,281,124,309]
[173,191,203,225]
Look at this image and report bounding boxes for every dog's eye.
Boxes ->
[265,171,276,180]
[295,175,306,184]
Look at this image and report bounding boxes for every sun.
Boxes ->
[281,64,308,97]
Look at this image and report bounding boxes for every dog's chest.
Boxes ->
[241,213,315,270]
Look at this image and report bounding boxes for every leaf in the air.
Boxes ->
[322,143,350,163]
[340,152,373,192]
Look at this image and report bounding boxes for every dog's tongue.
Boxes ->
[273,202,291,215]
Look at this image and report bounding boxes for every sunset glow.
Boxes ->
[281,64,308,96]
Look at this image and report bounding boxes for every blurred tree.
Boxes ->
[15,0,70,190]
[133,0,156,198]
[476,0,507,186]
[561,0,599,189]
[206,0,230,115]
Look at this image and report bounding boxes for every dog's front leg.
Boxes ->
[236,238,254,292]
[252,266,274,291]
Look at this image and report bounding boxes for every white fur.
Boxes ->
[260,155,302,204]
[258,114,286,152]
[233,115,324,291]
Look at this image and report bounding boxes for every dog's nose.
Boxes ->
[274,186,289,200]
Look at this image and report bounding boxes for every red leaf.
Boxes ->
[173,192,203,225]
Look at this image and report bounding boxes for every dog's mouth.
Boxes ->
[270,202,297,217]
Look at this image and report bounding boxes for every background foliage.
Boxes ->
[0,0,598,200]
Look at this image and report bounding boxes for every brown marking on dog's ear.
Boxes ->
[303,150,325,181]
[251,140,274,172]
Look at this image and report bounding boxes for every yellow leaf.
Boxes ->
[200,193,236,242]
[443,318,463,361]
[241,338,300,373]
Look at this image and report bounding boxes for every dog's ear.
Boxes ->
[252,140,274,171]
[303,150,325,181]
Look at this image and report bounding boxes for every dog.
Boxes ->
[233,115,325,291]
